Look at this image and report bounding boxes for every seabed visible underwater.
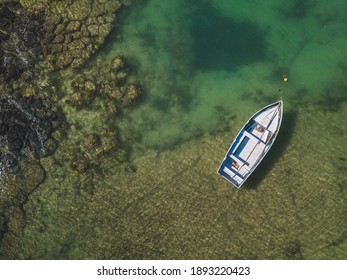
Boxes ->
[1,0,347,259]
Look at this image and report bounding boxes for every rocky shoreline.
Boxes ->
[0,0,141,258]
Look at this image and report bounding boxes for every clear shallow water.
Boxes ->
[3,0,347,259]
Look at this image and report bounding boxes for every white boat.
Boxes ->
[217,101,283,188]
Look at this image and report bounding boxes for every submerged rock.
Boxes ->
[66,56,141,110]
[0,91,59,251]
[0,0,123,78]
[20,0,122,70]
[0,2,46,82]
[0,93,57,175]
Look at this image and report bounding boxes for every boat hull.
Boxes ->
[217,101,283,188]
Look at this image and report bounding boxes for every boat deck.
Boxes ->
[218,101,282,188]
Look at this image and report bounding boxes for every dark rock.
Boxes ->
[19,0,122,70]
[0,93,57,175]
[0,2,45,82]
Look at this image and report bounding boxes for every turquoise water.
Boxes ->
[109,0,347,155]
[2,0,347,259]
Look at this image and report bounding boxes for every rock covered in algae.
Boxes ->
[0,91,60,253]
[19,0,122,70]
[0,2,46,82]
[66,55,141,110]
[0,161,45,216]
[0,91,57,222]
[0,93,58,174]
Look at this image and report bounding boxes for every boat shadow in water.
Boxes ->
[244,110,297,190]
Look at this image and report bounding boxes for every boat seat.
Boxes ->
[223,167,243,184]
[229,154,249,166]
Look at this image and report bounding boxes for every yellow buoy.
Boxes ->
[283,76,288,83]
